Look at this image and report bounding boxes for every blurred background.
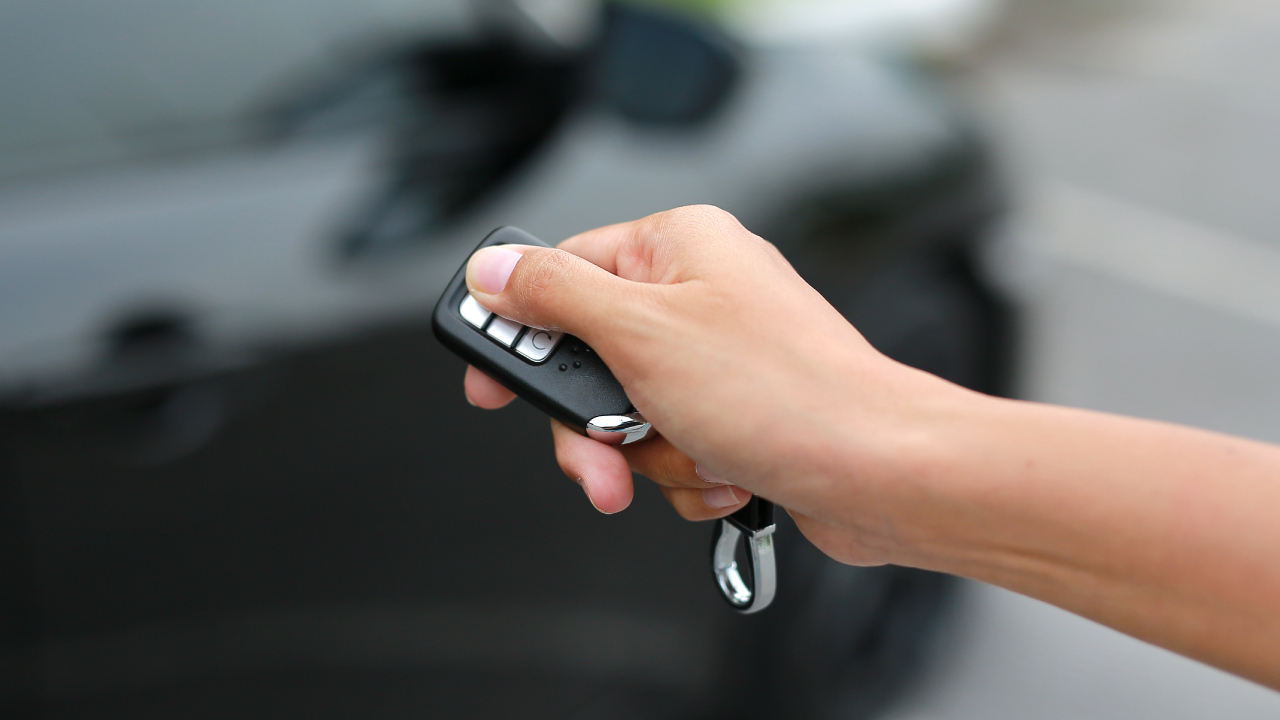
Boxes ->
[0,0,1278,718]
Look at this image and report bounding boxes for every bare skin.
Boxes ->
[461,205,1280,690]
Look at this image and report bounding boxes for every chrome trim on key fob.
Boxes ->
[586,412,653,445]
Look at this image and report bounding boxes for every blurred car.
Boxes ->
[0,2,1009,719]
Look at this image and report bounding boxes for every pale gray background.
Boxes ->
[887,1,1280,716]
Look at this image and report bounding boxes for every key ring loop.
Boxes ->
[711,518,777,613]
[588,413,777,612]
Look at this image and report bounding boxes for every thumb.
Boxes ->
[465,244,643,346]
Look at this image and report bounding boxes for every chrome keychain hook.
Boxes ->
[711,497,777,613]
[588,413,777,612]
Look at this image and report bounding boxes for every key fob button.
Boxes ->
[458,294,492,329]
[515,329,564,362]
[485,316,523,347]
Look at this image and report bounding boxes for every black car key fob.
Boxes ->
[431,226,652,445]
[433,227,776,612]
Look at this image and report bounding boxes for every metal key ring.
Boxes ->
[588,413,777,612]
[711,506,777,614]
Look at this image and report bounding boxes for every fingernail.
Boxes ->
[695,464,730,484]
[467,246,524,295]
[703,485,740,509]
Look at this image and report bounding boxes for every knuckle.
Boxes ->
[758,236,794,269]
[676,204,738,226]
[643,205,743,245]
[677,205,744,235]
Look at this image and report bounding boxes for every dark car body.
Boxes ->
[0,4,1009,718]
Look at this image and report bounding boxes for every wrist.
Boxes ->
[838,365,1006,569]
[782,355,994,568]
[871,389,1096,577]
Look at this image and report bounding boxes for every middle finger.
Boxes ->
[619,435,728,490]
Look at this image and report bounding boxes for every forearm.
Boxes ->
[891,388,1280,688]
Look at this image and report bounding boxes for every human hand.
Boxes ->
[457,207,1280,688]
[459,206,969,566]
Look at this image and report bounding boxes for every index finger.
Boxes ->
[464,365,517,409]
[558,206,746,286]
[557,220,637,276]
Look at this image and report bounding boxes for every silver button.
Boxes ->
[458,294,492,329]
[485,316,523,347]
[515,328,564,362]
